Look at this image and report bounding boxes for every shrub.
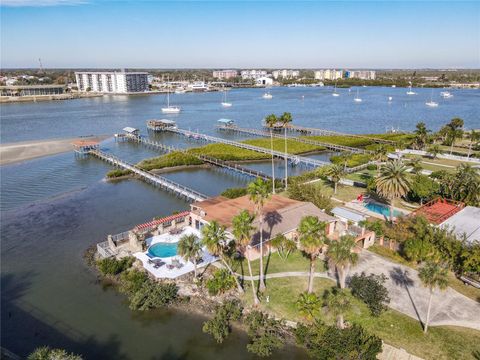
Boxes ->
[106,169,132,178]
[366,164,377,171]
[206,268,236,296]
[97,257,134,276]
[28,346,82,360]
[202,300,243,343]
[138,151,203,171]
[129,280,178,310]
[221,187,248,199]
[330,153,372,168]
[348,272,390,316]
[119,269,148,295]
[288,182,333,212]
[245,311,285,357]
[295,321,382,360]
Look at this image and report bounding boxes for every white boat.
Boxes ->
[425,90,438,107]
[332,81,340,97]
[221,88,232,107]
[406,82,416,95]
[162,81,181,113]
[262,92,273,99]
[391,85,396,88]
[354,89,362,102]
[175,88,186,94]
[388,96,393,101]
[440,91,453,98]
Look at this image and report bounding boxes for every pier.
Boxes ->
[123,132,275,183]
[163,127,330,168]
[285,124,395,145]
[217,125,371,154]
[89,149,208,202]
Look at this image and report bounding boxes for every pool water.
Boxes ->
[148,242,178,258]
[364,202,403,218]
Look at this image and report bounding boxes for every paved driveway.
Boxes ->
[350,250,480,330]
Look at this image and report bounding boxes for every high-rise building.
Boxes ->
[344,70,376,80]
[212,70,238,79]
[314,69,343,80]
[75,70,149,93]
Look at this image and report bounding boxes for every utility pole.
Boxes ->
[284,126,288,190]
[271,128,275,194]
[38,58,44,74]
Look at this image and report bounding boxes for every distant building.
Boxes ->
[0,85,65,97]
[74,70,149,93]
[345,70,376,80]
[272,69,300,79]
[5,78,17,86]
[241,70,268,80]
[212,70,238,79]
[256,77,273,86]
[314,69,343,80]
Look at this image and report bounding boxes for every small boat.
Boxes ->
[391,85,396,88]
[388,96,393,102]
[406,82,416,95]
[425,90,438,107]
[354,89,362,102]
[162,80,181,113]
[262,92,273,99]
[221,88,232,107]
[332,82,340,97]
[175,88,186,94]
[440,91,453,98]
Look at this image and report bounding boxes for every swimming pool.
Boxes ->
[364,202,403,218]
[148,242,178,258]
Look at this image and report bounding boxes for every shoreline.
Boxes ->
[0,135,111,166]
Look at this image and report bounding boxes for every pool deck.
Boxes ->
[345,199,410,220]
[134,226,217,279]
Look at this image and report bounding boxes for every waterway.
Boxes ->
[1,86,479,358]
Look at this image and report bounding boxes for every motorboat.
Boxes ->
[262,92,273,99]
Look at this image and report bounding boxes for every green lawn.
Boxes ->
[345,168,377,182]
[308,179,365,202]
[240,277,480,360]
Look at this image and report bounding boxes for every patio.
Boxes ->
[134,226,217,279]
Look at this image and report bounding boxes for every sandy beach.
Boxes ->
[0,135,110,165]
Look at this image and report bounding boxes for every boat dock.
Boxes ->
[217,125,371,154]
[285,124,395,145]
[123,132,275,183]
[89,149,208,202]
[163,127,330,168]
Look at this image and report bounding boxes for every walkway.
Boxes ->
[90,149,208,202]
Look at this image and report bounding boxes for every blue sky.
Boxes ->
[1,1,479,68]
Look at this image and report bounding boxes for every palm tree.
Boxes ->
[373,145,388,170]
[247,178,271,292]
[418,261,448,334]
[327,235,358,289]
[298,216,327,293]
[264,114,278,193]
[408,156,423,174]
[201,220,244,293]
[280,112,293,189]
[325,288,351,329]
[413,122,431,150]
[296,292,321,321]
[326,164,345,194]
[177,234,202,279]
[427,144,442,160]
[232,209,259,305]
[375,160,411,221]
[446,117,464,155]
[467,130,480,159]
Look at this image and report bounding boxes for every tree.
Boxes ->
[349,272,390,316]
[270,234,296,260]
[177,234,202,279]
[404,237,438,264]
[298,216,327,293]
[202,300,243,343]
[247,178,271,292]
[372,145,388,170]
[418,261,448,333]
[129,281,178,310]
[408,156,423,174]
[280,112,293,189]
[409,174,439,205]
[202,220,244,293]
[326,164,345,194]
[28,347,83,360]
[427,144,442,159]
[324,288,351,329]
[445,117,464,154]
[296,292,321,321]
[245,311,285,357]
[232,209,259,305]
[413,122,431,150]
[375,160,411,221]
[264,114,278,193]
[327,235,358,289]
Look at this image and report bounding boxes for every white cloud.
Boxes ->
[1,0,88,7]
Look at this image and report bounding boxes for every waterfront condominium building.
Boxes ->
[75,70,149,93]
[240,70,268,80]
[272,70,300,79]
[314,69,344,81]
[212,70,238,79]
[344,70,376,80]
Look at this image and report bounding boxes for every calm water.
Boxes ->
[1,87,480,358]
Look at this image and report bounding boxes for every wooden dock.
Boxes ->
[124,133,275,183]
[218,125,371,154]
[285,124,395,144]
[165,127,330,168]
[89,149,208,202]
